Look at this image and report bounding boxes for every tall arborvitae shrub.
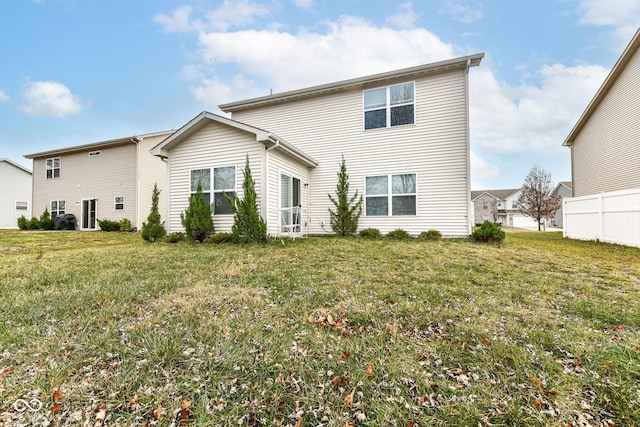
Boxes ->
[227,155,266,243]
[180,181,214,242]
[39,208,55,230]
[142,183,166,242]
[328,156,363,236]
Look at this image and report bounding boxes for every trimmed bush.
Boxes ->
[209,232,235,244]
[17,215,28,230]
[419,229,442,241]
[359,228,381,238]
[472,221,506,244]
[119,218,133,232]
[98,218,122,232]
[164,232,186,243]
[386,229,411,240]
[26,217,40,230]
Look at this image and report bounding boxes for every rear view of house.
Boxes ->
[0,159,32,228]
[24,131,172,230]
[154,53,484,237]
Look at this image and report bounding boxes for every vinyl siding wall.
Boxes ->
[571,46,640,197]
[0,162,32,228]
[165,122,264,233]
[31,143,137,229]
[232,70,471,236]
[137,132,172,230]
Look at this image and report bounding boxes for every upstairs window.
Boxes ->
[512,200,518,209]
[46,157,61,179]
[364,82,415,130]
[365,173,416,216]
[482,200,489,210]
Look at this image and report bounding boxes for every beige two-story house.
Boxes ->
[25,131,173,230]
[152,53,484,237]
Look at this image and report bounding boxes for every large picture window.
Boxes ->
[190,166,237,215]
[365,173,416,216]
[46,157,61,179]
[364,82,415,130]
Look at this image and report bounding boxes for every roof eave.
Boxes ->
[219,53,484,113]
[24,137,139,159]
[563,28,640,147]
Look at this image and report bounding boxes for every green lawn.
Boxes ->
[0,230,639,426]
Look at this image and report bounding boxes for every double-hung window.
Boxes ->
[213,166,235,215]
[46,157,61,179]
[115,196,124,210]
[190,169,211,205]
[51,200,65,218]
[365,173,416,216]
[364,82,415,130]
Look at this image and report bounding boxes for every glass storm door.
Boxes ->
[280,174,301,232]
[82,198,97,230]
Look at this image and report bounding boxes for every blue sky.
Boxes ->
[1,0,638,190]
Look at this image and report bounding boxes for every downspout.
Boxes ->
[265,137,280,236]
[465,58,473,235]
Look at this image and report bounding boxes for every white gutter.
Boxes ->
[264,138,281,234]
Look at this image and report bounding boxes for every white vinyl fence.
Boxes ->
[563,188,640,248]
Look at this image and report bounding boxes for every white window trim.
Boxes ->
[363,81,416,130]
[213,165,237,216]
[364,172,418,216]
[115,196,124,210]
[189,168,212,200]
[46,157,61,179]
[50,199,66,218]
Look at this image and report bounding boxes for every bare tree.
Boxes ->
[518,165,561,231]
[489,199,499,223]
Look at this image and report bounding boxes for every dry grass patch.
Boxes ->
[0,230,639,426]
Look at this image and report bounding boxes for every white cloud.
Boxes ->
[154,1,270,33]
[292,0,313,9]
[153,5,195,33]
[385,2,419,29]
[0,90,9,102]
[20,81,86,118]
[470,63,609,155]
[470,150,500,182]
[575,0,640,49]
[437,0,484,24]
[190,16,456,104]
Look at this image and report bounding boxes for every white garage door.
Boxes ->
[512,215,538,229]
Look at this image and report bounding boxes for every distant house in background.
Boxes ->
[550,181,571,227]
[471,188,536,228]
[24,131,172,230]
[563,28,640,247]
[153,54,484,237]
[0,158,32,228]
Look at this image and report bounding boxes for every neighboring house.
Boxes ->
[562,28,640,247]
[563,28,640,197]
[471,188,536,228]
[0,158,32,228]
[151,53,484,237]
[24,131,173,230]
[550,181,571,227]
